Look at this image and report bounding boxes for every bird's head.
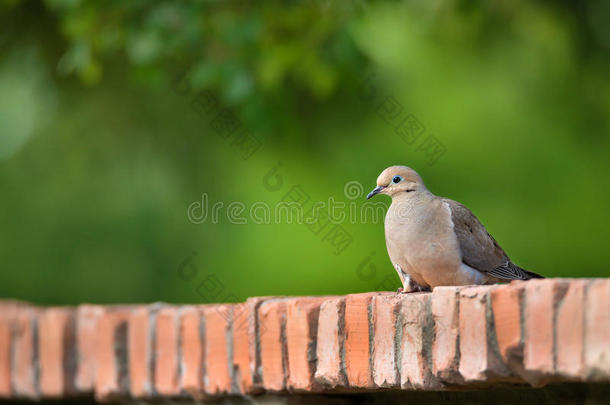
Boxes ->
[366,165,426,199]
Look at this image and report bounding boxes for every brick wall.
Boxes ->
[0,279,608,403]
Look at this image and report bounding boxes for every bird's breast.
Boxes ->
[385,198,463,286]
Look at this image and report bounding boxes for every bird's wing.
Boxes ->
[442,198,532,280]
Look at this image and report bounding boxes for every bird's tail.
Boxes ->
[523,268,544,279]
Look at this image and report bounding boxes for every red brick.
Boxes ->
[155,307,180,396]
[179,306,203,396]
[314,297,345,387]
[95,307,131,402]
[232,297,270,395]
[13,307,38,399]
[523,279,556,385]
[285,297,327,391]
[556,280,586,379]
[344,293,376,388]
[490,282,524,371]
[259,300,287,392]
[0,315,10,398]
[38,307,76,397]
[431,287,461,382]
[584,279,610,381]
[0,301,25,398]
[231,302,252,394]
[128,306,152,398]
[203,305,231,395]
[75,305,103,393]
[458,286,505,383]
[400,293,437,389]
[2,283,608,398]
[371,294,401,388]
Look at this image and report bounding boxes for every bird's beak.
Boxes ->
[367,185,384,200]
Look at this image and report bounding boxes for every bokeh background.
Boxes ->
[1,0,609,305]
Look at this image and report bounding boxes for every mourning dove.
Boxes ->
[367,165,543,292]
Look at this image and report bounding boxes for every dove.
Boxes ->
[367,165,543,292]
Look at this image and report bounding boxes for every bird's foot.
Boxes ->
[394,264,431,294]
[396,284,429,294]
[396,271,430,294]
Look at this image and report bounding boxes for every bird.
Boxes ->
[366,165,543,292]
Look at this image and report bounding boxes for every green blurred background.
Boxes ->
[1,0,608,305]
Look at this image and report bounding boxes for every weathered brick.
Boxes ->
[344,293,374,388]
[128,306,152,398]
[75,305,103,393]
[231,301,253,394]
[38,307,76,397]
[556,280,586,380]
[584,279,610,381]
[179,306,203,396]
[431,287,461,383]
[400,293,437,389]
[371,294,401,388]
[259,300,287,392]
[95,307,131,402]
[285,297,327,391]
[155,307,180,396]
[458,286,506,383]
[232,297,270,395]
[0,301,25,398]
[314,297,345,387]
[0,279,606,400]
[13,307,39,399]
[490,282,524,373]
[523,279,556,385]
[203,305,231,395]
[0,314,10,398]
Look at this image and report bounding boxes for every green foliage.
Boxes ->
[0,0,608,305]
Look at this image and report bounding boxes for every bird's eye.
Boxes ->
[392,176,402,184]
